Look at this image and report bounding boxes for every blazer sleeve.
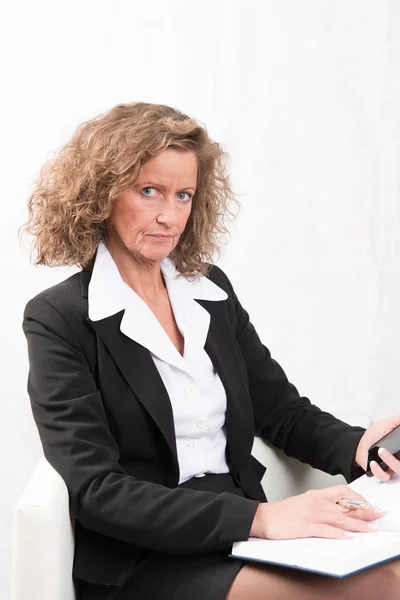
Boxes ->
[23,295,259,554]
[216,268,366,483]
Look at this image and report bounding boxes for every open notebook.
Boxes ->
[230,474,400,578]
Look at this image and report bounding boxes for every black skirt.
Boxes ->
[77,473,249,600]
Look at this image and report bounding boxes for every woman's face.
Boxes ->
[108,148,197,262]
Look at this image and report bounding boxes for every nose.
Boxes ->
[156,195,178,226]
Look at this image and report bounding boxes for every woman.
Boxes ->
[21,102,400,600]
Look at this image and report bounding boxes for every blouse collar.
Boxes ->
[88,241,227,369]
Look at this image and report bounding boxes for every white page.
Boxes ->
[232,531,400,577]
[232,474,400,576]
[348,473,400,532]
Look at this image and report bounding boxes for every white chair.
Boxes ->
[12,456,76,600]
[11,411,371,600]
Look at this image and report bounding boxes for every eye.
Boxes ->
[176,191,192,202]
[141,187,158,197]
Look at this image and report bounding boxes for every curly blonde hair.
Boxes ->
[20,102,238,276]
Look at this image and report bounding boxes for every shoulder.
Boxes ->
[27,271,85,304]
[205,264,235,298]
[204,264,249,333]
[23,270,90,328]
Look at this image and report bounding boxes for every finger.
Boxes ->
[377,448,400,474]
[327,503,386,521]
[308,524,354,540]
[323,484,371,507]
[383,414,400,429]
[351,507,386,521]
[322,484,358,501]
[321,511,377,534]
[370,459,391,481]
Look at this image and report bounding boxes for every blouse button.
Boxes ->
[188,439,198,448]
[196,419,206,428]
[184,385,195,395]
[194,473,206,478]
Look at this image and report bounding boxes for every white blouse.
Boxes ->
[88,241,230,484]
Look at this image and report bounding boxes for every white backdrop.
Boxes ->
[1,0,399,597]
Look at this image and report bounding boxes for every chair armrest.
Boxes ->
[11,456,76,600]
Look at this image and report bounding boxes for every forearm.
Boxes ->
[75,471,259,553]
[259,394,366,481]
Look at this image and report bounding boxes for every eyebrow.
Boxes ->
[138,181,196,192]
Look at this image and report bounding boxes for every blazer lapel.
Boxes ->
[81,268,253,483]
[86,311,179,486]
[198,300,255,473]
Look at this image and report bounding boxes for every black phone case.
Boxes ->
[366,424,400,477]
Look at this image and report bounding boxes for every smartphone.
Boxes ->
[366,424,400,477]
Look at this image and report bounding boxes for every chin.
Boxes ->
[138,244,176,262]
[144,251,172,262]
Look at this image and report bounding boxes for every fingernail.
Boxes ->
[372,507,387,514]
[344,532,353,538]
[378,447,387,455]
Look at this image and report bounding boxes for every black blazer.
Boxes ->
[23,264,365,588]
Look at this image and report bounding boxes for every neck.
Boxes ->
[105,238,166,303]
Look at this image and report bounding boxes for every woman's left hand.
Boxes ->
[355,414,400,480]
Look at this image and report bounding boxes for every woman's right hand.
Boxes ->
[250,484,385,541]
